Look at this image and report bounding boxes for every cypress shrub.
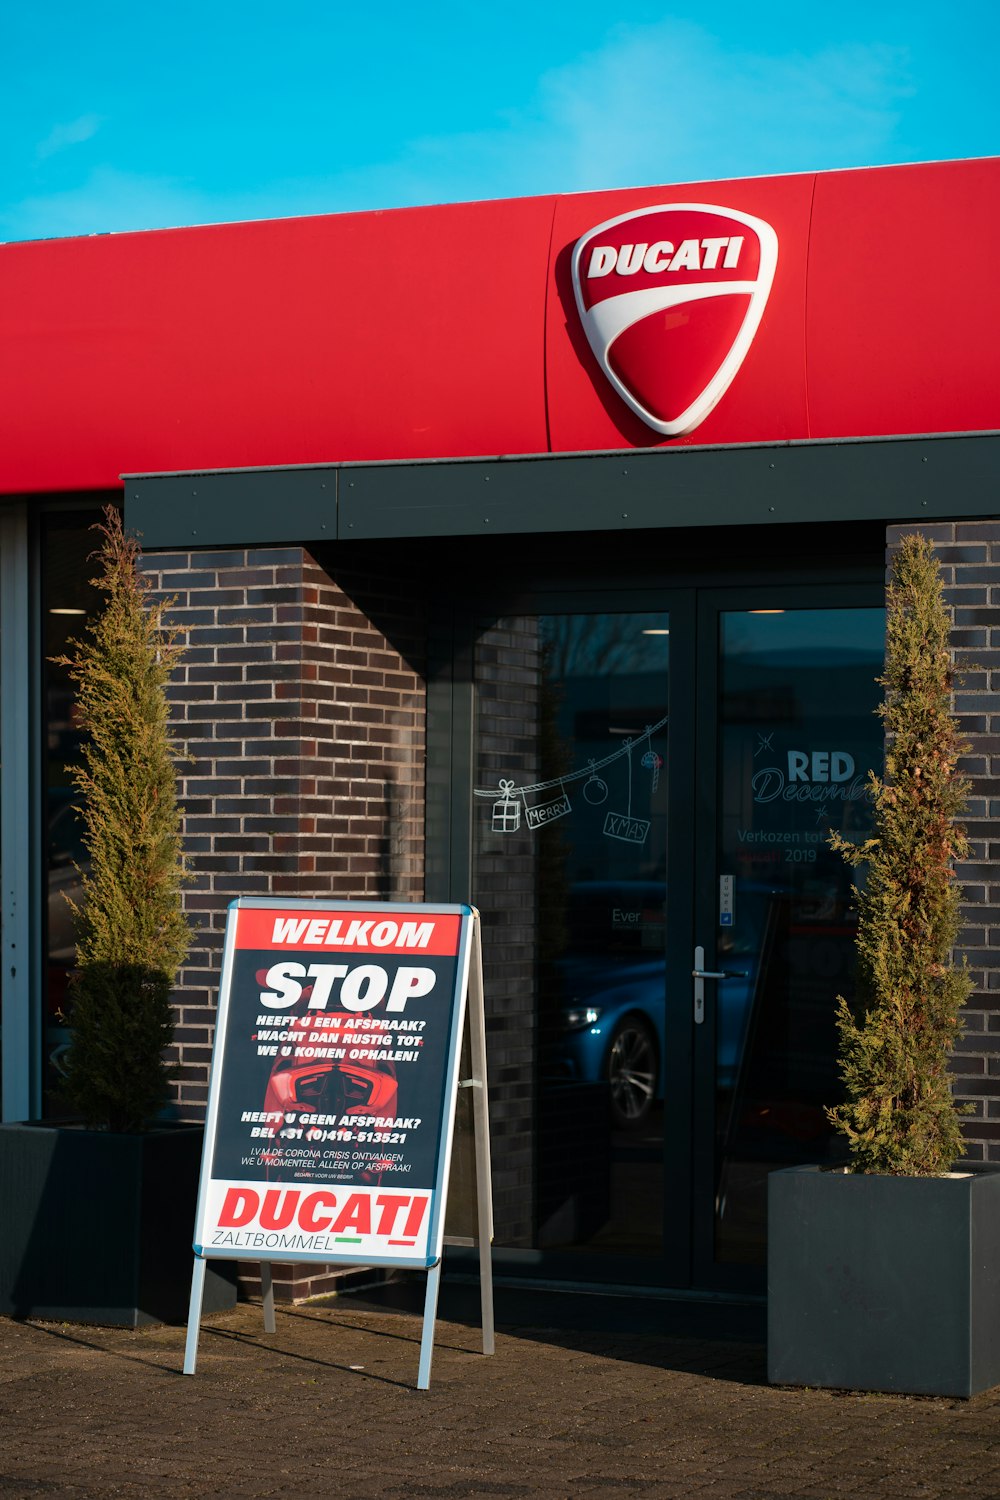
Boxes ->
[829,533,971,1175]
[55,508,190,1133]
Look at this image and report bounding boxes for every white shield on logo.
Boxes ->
[571,202,778,438]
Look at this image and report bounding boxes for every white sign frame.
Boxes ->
[182,898,492,1389]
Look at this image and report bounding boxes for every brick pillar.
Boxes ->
[141,544,426,1298]
[888,522,1000,1162]
[472,616,541,1248]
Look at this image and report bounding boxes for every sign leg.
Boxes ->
[478,1226,495,1357]
[417,1260,443,1390]
[468,913,495,1357]
[260,1261,276,1333]
[183,1256,208,1375]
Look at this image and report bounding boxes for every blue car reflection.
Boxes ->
[547,882,770,1128]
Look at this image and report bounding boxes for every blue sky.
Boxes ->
[2,2,997,243]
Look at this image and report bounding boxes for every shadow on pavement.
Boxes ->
[332,1274,768,1387]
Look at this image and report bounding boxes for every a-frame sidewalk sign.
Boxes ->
[183,899,493,1389]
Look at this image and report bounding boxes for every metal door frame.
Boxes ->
[689,582,884,1294]
[428,558,885,1294]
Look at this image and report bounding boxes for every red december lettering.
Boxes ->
[299,1191,337,1232]
[216,1185,430,1238]
[259,1188,298,1231]
[374,1193,409,1235]
[331,1192,372,1236]
[404,1196,428,1237]
[218,1186,259,1227]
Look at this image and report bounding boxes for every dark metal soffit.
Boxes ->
[123,430,1000,549]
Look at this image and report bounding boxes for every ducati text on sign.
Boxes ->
[571,203,778,437]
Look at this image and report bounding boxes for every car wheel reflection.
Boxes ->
[608,1015,658,1129]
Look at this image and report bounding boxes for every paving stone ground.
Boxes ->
[2,1297,1000,1499]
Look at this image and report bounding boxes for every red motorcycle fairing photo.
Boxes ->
[255,977,399,1182]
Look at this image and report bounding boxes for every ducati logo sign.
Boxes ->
[571,203,778,437]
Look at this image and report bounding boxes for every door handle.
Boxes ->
[693,945,749,1025]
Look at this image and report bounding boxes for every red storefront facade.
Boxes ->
[2,156,998,1302]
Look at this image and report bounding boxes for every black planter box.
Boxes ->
[0,1122,236,1327]
[768,1164,1000,1397]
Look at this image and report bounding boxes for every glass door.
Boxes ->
[691,594,885,1284]
[464,583,884,1292]
[471,607,674,1279]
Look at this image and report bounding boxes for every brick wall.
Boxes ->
[140,522,997,1293]
[888,522,1000,1163]
[141,543,426,1297]
[471,616,542,1247]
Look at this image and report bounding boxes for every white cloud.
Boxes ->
[2,20,915,241]
[35,113,103,162]
[567,29,908,183]
[392,21,914,197]
[306,21,914,206]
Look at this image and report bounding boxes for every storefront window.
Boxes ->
[473,611,669,1259]
[0,567,3,1116]
[469,595,884,1284]
[41,511,104,1110]
[713,607,885,1262]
